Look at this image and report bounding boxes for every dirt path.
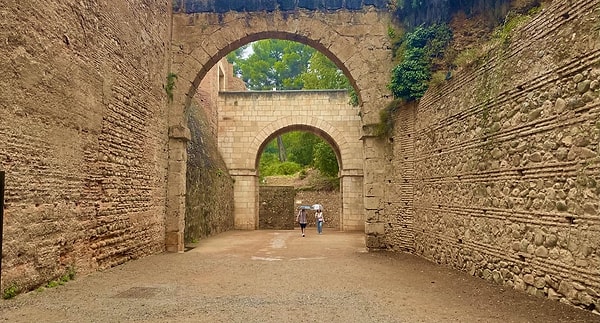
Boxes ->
[1,230,598,322]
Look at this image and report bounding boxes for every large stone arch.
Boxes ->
[170,9,394,124]
[166,8,395,251]
[229,116,364,231]
[217,89,364,231]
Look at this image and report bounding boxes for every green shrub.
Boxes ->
[67,266,76,280]
[374,99,403,137]
[453,47,480,68]
[299,169,308,179]
[429,70,449,88]
[389,48,431,101]
[308,172,340,191]
[313,142,338,177]
[165,72,178,103]
[262,161,302,176]
[46,280,60,288]
[388,24,452,102]
[492,11,532,45]
[2,284,19,299]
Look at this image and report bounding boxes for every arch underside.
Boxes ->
[254,124,343,172]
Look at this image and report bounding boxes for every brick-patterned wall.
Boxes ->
[195,59,246,139]
[386,102,417,252]
[0,1,169,292]
[387,0,600,310]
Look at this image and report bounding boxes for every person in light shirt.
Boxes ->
[315,208,324,234]
[296,207,308,237]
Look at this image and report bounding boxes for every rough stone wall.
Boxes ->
[0,1,169,292]
[259,186,296,230]
[184,103,235,242]
[185,60,236,243]
[171,7,393,130]
[384,102,417,251]
[386,0,600,311]
[217,90,364,230]
[217,90,363,172]
[295,190,341,229]
[194,59,245,139]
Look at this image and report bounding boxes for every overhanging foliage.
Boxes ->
[388,24,452,102]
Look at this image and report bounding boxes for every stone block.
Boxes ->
[169,125,191,141]
[364,196,380,209]
[365,222,385,236]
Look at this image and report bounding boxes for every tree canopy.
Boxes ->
[300,52,348,90]
[227,40,315,90]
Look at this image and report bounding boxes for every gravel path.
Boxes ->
[1,230,598,322]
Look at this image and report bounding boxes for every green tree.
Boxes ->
[313,141,339,177]
[227,40,316,162]
[227,40,315,90]
[301,52,348,89]
[284,132,320,167]
[301,51,359,106]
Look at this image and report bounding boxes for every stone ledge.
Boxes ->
[169,125,191,141]
[340,168,364,177]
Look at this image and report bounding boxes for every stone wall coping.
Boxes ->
[229,168,257,176]
[340,169,364,177]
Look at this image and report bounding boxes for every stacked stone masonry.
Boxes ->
[295,190,341,229]
[173,0,390,13]
[1,1,170,291]
[259,186,296,230]
[385,0,600,311]
[184,59,239,243]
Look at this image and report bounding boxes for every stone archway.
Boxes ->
[166,8,395,251]
[216,90,364,231]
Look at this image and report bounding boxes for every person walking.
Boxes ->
[315,209,324,234]
[296,207,308,237]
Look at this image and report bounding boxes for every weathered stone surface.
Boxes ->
[185,60,237,243]
[3,0,600,314]
[258,186,296,230]
[216,90,363,230]
[176,0,389,13]
[523,274,535,285]
[295,190,341,229]
[1,0,170,292]
[384,0,600,311]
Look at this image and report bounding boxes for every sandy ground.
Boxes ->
[1,230,598,323]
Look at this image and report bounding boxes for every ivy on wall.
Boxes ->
[165,72,177,103]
